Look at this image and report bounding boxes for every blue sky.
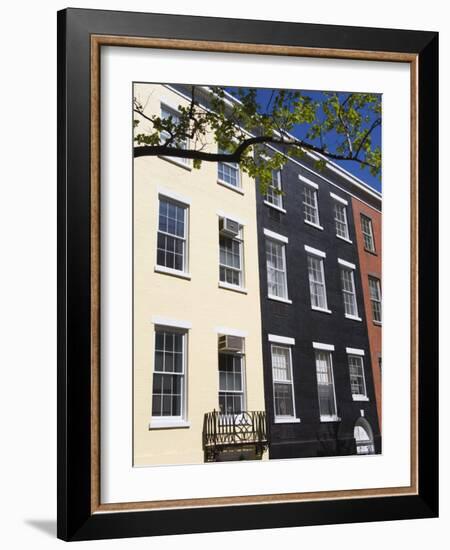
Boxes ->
[226,87,381,193]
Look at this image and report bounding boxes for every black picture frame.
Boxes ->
[57,7,438,541]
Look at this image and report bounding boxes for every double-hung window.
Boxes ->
[303,183,320,226]
[314,348,338,421]
[271,344,296,419]
[156,197,188,273]
[265,170,283,210]
[160,104,189,166]
[218,148,240,189]
[219,221,243,288]
[339,260,359,319]
[265,231,289,301]
[348,353,368,400]
[306,247,328,311]
[218,352,245,415]
[152,328,186,420]
[368,276,382,323]
[361,214,376,252]
[333,200,350,240]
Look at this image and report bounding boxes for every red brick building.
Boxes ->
[352,196,382,427]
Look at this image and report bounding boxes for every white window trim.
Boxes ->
[216,211,246,226]
[268,294,293,305]
[304,245,326,258]
[214,326,248,337]
[313,342,335,351]
[159,155,193,171]
[268,334,296,346]
[159,103,192,170]
[219,221,245,289]
[330,192,348,205]
[218,281,248,294]
[304,219,324,231]
[346,347,365,356]
[299,174,319,189]
[320,415,341,422]
[217,146,242,192]
[218,351,247,417]
[264,200,287,214]
[311,305,332,314]
[160,97,183,113]
[345,314,362,322]
[338,258,356,269]
[154,265,191,280]
[264,228,289,243]
[151,316,192,329]
[149,419,191,429]
[217,178,245,195]
[157,195,189,275]
[157,187,191,206]
[336,234,353,244]
[348,353,369,401]
[271,344,299,422]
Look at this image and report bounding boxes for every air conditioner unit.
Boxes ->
[218,335,244,353]
[219,217,240,237]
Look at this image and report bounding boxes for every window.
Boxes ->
[354,419,375,455]
[218,353,244,415]
[368,277,382,322]
[348,355,368,399]
[361,214,375,252]
[218,148,240,188]
[334,202,350,240]
[303,185,320,226]
[156,197,188,272]
[152,329,186,419]
[160,104,189,165]
[266,238,289,300]
[315,350,338,420]
[219,222,243,287]
[271,345,296,419]
[340,267,359,318]
[307,254,328,310]
[265,170,283,209]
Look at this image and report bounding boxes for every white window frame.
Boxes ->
[264,169,285,212]
[218,219,245,290]
[361,214,376,252]
[155,195,189,277]
[217,146,242,192]
[348,353,369,401]
[218,351,246,418]
[333,198,351,241]
[368,276,382,323]
[159,103,191,169]
[338,260,361,320]
[271,343,299,423]
[150,326,189,429]
[306,248,330,313]
[314,349,340,422]
[265,234,291,304]
[302,180,322,229]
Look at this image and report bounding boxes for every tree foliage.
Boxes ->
[134,86,381,193]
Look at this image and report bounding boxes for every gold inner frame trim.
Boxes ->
[90,34,419,514]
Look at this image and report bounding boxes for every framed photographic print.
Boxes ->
[57,8,438,541]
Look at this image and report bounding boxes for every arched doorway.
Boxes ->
[354,418,375,455]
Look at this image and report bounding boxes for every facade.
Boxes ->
[133,83,382,465]
[133,84,267,466]
[351,196,382,427]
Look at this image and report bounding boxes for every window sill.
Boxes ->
[336,234,353,244]
[345,314,362,322]
[304,219,324,231]
[320,415,341,423]
[149,419,191,430]
[274,418,301,424]
[352,395,370,402]
[158,155,192,171]
[218,282,248,294]
[264,200,286,214]
[364,247,378,256]
[154,265,191,280]
[311,306,332,314]
[373,320,382,326]
[217,179,244,195]
[268,294,293,305]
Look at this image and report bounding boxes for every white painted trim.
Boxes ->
[216,211,246,226]
[274,418,301,424]
[352,395,370,402]
[313,342,335,351]
[158,155,193,171]
[149,419,191,430]
[214,326,248,337]
[298,174,319,189]
[304,219,324,231]
[326,162,381,200]
[151,316,192,329]
[157,187,191,206]
[304,244,326,258]
[218,281,248,294]
[268,294,293,305]
[160,96,184,113]
[311,306,332,314]
[345,314,362,322]
[330,192,348,205]
[217,179,244,195]
[346,347,365,356]
[264,228,289,244]
[264,200,287,214]
[154,265,191,280]
[268,334,296,346]
[336,234,353,244]
[338,258,356,269]
[320,415,341,423]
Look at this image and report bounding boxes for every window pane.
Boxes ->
[266,239,287,298]
[368,277,382,322]
[218,148,240,187]
[271,345,295,418]
[334,203,349,239]
[341,268,358,316]
[266,170,283,208]
[218,352,244,415]
[274,383,294,416]
[349,355,366,396]
[315,351,337,417]
[157,198,186,272]
[303,186,319,225]
[308,255,327,309]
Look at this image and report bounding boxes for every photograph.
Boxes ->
[132,82,383,466]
